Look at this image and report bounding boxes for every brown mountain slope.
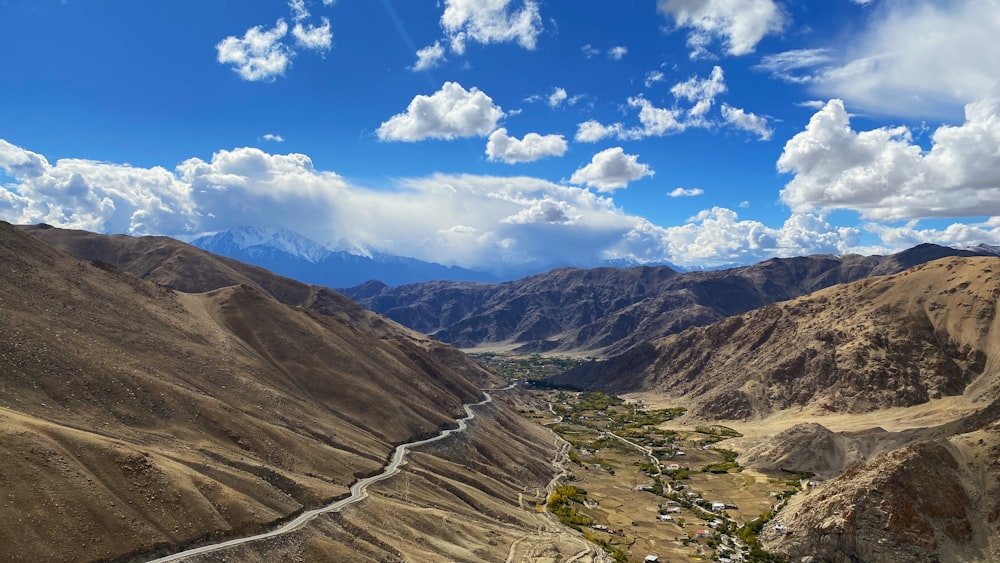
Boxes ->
[761,419,1000,562]
[0,222,565,561]
[17,223,493,389]
[552,256,1000,418]
[342,244,992,356]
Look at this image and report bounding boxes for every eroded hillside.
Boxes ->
[554,257,1000,419]
[0,222,587,562]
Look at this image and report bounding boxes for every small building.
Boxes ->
[711,502,727,513]
[658,514,673,521]
[695,529,710,538]
[667,463,681,470]
[644,556,659,563]
[774,523,786,533]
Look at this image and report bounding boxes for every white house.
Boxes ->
[644,556,660,563]
[711,502,727,513]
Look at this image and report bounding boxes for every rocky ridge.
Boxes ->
[342,244,994,356]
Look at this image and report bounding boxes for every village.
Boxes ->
[473,354,800,563]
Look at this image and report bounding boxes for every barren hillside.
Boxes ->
[0,222,581,561]
[554,256,1000,418]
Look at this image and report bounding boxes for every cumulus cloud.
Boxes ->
[216,20,293,81]
[671,65,727,119]
[669,187,704,197]
[377,82,505,141]
[659,207,864,267]
[292,18,332,52]
[577,67,766,141]
[0,139,196,234]
[628,97,685,137]
[548,87,568,107]
[574,120,625,143]
[607,46,628,60]
[570,147,654,192]
[581,44,600,58]
[413,41,446,71]
[657,0,786,58]
[261,133,285,142]
[439,0,543,54]
[485,128,568,163]
[721,103,773,140]
[6,138,968,274]
[217,1,335,81]
[645,70,666,88]
[778,97,1000,220]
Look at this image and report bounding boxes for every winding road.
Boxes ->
[148,384,515,562]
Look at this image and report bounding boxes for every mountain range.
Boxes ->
[9,221,1000,561]
[189,226,503,287]
[342,243,999,356]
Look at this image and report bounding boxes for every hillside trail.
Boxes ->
[147,385,514,562]
[503,436,611,563]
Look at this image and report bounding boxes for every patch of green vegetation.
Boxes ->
[469,353,588,381]
[694,425,743,438]
[547,486,593,529]
[736,510,788,563]
[701,461,742,474]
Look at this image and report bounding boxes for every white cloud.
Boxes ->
[377,82,505,142]
[657,0,786,58]
[778,97,1000,220]
[659,207,864,267]
[721,103,773,140]
[217,1,335,81]
[413,41,447,71]
[570,147,654,192]
[440,0,543,54]
[292,18,332,52]
[645,70,666,88]
[575,120,625,143]
[796,100,827,110]
[669,187,704,197]
[867,219,1000,249]
[576,68,730,141]
[760,1,1000,119]
[548,87,568,108]
[485,128,568,163]
[502,198,572,224]
[0,139,197,234]
[261,133,285,142]
[671,65,727,119]
[607,46,628,60]
[289,0,309,22]
[581,44,600,58]
[10,138,986,274]
[628,97,685,137]
[216,19,292,82]
[754,48,834,83]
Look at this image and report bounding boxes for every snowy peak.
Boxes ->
[193,226,331,264]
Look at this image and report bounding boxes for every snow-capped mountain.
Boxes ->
[190,226,500,288]
[192,226,332,264]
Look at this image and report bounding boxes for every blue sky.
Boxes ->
[2,0,999,274]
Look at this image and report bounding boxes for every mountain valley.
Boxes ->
[6,222,1000,562]
[0,222,597,562]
